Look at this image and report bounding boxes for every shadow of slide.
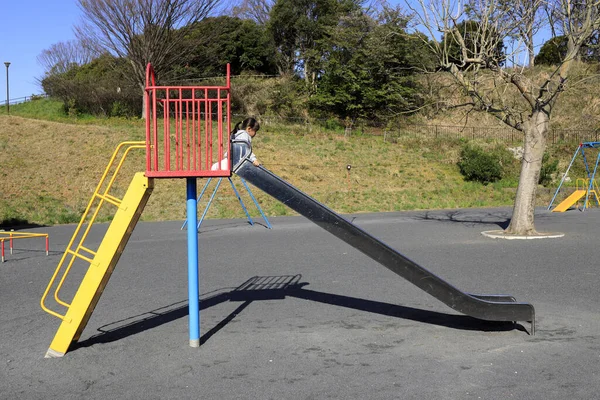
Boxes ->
[74,275,522,351]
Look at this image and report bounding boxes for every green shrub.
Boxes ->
[539,152,559,186]
[110,101,133,118]
[457,144,503,184]
[492,144,520,179]
[324,118,343,131]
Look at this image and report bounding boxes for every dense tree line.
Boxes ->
[39,0,599,125]
[40,0,436,123]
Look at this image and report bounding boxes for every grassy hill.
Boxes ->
[0,90,585,228]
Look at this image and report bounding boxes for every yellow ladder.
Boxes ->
[41,142,153,358]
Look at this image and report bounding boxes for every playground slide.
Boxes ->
[551,189,586,212]
[235,160,535,334]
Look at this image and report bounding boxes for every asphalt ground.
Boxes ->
[1,207,599,399]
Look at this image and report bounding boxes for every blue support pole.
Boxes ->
[548,145,581,210]
[181,178,213,230]
[240,177,272,229]
[228,177,255,226]
[197,178,224,229]
[186,178,200,347]
[585,151,600,210]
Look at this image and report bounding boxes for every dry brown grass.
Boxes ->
[12,61,600,228]
[1,113,529,227]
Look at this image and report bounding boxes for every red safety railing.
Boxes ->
[145,63,231,178]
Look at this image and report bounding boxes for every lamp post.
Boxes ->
[4,62,10,114]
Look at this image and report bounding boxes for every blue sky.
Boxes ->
[0,1,81,101]
[0,0,402,102]
[4,0,537,102]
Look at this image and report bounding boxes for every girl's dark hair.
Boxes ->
[232,117,260,134]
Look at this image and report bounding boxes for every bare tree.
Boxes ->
[75,0,220,114]
[37,39,100,75]
[407,0,600,236]
[474,0,546,67]
[230,0,273,24]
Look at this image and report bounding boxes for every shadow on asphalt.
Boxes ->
[416,210,511,230]
[179,220,271,234]
[73,275,524,352]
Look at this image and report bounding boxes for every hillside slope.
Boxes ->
[0,114,531,227]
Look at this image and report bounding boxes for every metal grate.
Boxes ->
[144,63,232,178]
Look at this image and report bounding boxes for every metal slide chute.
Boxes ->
[234,159,535,334]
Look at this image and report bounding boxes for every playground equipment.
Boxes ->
[0,231,49,262]
[549,142,600,212]
[41,64,233,357]
[180,176,271,231]
[41,64,535,358]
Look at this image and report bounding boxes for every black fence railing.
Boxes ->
[386,125,600,145]
[1,104,594,145]
[388,124,521,143]
[257,116,598,145]
[0,94,47,106]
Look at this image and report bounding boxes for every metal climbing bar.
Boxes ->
[40,141,146,321]
[144,63,232,178]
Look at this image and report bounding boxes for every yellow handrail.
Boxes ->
[41,141,146,320]
[575,178,600,209]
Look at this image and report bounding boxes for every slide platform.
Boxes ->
[235,160,535,334]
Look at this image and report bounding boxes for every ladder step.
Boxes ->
[45,172,153,358]
[95,193,125,209]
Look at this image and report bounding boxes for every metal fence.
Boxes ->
[256,115,598,145]
[387,125,600,144]
[0,94,47,106]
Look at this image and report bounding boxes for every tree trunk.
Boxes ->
[505,110,548,235]
[528,29,535,68]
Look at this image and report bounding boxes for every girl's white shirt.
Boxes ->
[211,129,256,170]
[231,129,257,162]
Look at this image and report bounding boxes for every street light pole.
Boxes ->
[4,62,10,114]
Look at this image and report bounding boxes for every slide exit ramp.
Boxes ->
[235,160,535,334]
[551,190,587,212]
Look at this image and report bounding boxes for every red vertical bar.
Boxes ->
[208,98,213,169]
[152,89,159,172]
[177,90,183,171]
[217,90,223,167]
[204,89,210,170]
[173,97,178,171]
[175,96,180,171]
[197,100,202,170]
[145,89,151,172]
[226,64,230,90]
[9,234,13,254]
[164,91,170,172]
[191,91,197,172]
[186,98,191,171]
[46,236,49,256]
[1,239,4,262]
[226,65,231,171]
